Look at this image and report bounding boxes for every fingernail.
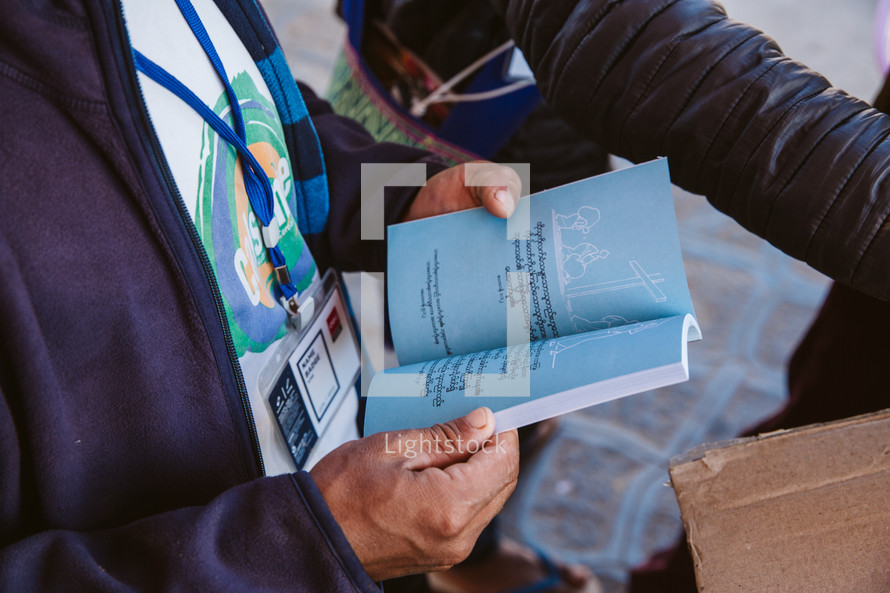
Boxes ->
[495,189,514,214]
[466,407,490,429]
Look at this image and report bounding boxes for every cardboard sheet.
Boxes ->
[670,409,890,592]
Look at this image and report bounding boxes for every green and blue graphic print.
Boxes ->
[195,71,316,356]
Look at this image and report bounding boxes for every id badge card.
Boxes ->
[259,269,360,470]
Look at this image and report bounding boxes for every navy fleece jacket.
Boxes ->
[0,0,447,590]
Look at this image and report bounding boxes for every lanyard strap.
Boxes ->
[132,0,299,306]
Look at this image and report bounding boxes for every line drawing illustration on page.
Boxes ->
[548,317,672,368]
[570,314,637,333]
[566,260,667,302]
[553,207,611,291]
[555,206,602,232]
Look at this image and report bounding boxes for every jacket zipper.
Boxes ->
[109,0,266,478]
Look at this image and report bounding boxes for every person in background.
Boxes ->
[489,0,890,590]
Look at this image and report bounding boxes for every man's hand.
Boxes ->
[310,407,519,582]
[403,161,522,221]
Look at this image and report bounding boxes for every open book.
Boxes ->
[364,159,701,434]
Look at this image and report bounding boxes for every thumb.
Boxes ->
[399,407,496,470]
[464,162,522,219]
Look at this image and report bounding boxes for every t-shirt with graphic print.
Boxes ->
[121,0,359,475]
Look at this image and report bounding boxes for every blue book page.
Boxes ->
[387,159,695,366]
[364,314,696,434]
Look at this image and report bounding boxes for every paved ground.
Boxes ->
[263,1,881,590]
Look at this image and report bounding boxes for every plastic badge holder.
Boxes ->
[258,269,361,469]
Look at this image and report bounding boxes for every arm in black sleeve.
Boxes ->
[298,82,450,273]
[494,0,890,300]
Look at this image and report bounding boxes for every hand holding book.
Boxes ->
[404,161,522,221]
[365,159,701,434]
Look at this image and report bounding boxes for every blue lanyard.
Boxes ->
[132,0,301,312]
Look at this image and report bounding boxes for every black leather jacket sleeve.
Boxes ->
[494,0,890,300]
